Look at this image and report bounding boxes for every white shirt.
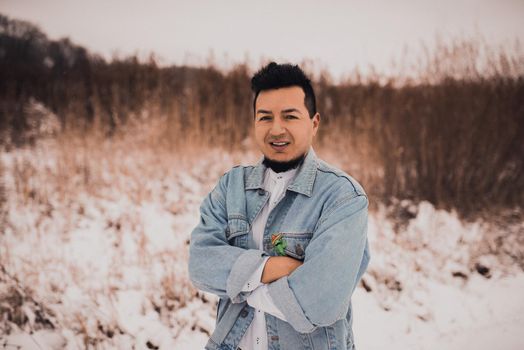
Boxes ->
[237,166,297,350]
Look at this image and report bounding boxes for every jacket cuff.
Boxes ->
[241,256,270,292]
[226,249,269,303]
[267,276,316,333]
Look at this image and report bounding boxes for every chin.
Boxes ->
[266,153,291,162]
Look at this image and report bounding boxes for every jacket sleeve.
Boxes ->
[267,192,370,333]
[188,172,270,303]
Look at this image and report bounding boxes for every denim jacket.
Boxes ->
[188,147,370,350]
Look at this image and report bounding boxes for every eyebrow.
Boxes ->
[282,108,302,114]
[256,108,302,115]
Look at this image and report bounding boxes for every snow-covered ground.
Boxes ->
[1,138,523,350]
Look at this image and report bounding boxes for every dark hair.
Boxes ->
[251,62,317,118]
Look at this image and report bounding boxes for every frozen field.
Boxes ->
[1,140,523,349]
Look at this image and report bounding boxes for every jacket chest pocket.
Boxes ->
[281,232,313,260]
[225,216,250,248]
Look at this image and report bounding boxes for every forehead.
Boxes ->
[256,86,306,111]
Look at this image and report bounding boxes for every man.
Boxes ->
[188,62,370,350]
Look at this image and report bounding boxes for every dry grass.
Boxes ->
[2,32,523,216]
[0,126,240,345]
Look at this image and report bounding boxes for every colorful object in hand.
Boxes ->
[271,233,287,256]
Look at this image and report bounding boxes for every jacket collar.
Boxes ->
[245,147,318,197]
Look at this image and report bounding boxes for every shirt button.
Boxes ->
[258,189,265,195]
[240,309,249,318]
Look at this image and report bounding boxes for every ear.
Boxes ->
[312,113,320,136]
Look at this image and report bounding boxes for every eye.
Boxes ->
[259,116,272,121]
[285,115,298,119]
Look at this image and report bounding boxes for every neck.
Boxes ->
[263,153,306,173]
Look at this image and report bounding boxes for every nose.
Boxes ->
[269,118,285,136]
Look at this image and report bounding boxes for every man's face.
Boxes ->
[254,86,320,163]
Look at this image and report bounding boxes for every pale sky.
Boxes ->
[2,0,523,82]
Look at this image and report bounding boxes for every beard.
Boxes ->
[262,152,306,173]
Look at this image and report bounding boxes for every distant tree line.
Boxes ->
[0,14,254,145]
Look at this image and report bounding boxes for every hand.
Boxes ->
[261,256,303,284]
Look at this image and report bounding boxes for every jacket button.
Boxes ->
[271,335,279,341]
[240,309,249,318]
[295,243,304,256]
[258,189,265,195]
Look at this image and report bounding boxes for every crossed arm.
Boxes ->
[188,173,369,333]
[261,255,303,284]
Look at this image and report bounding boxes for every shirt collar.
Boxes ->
[245,146,318,197]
